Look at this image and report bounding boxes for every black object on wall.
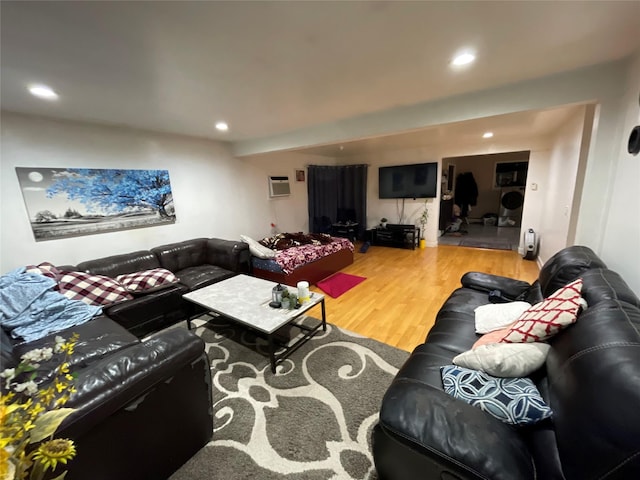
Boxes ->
[308,164,368,240]
[628,125,640,155]
[628,90,640,156]
[378,162,438,198]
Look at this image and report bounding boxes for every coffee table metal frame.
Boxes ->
[182,275,326,373]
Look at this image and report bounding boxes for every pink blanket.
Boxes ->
[274,238,354,274]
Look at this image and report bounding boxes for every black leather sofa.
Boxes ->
[0,237,250,479]
[2,320,212,480]
[372,246,640,480]
[74,237,250,337]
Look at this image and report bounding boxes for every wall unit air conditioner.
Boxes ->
[268,176,291,197]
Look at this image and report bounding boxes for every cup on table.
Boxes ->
[297,281,310,303]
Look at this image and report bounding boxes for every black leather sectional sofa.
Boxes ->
[73,237,250,337]
[1,237,250,480]
[373,246,640,480]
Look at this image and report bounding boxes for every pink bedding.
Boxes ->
[274,238,354,274]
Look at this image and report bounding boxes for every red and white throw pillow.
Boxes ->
[499,278,583,343]
[116,268,178,293]
[25,262,61,281]
[473,325,516,348]
[58,271,133,306]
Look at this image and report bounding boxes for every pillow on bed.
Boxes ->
[240,235,276,259]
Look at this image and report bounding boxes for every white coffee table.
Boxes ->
[182,274,326,373]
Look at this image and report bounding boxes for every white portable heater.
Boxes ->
[523,228,538,260]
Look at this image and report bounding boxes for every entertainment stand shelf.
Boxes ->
[369,224,419,250]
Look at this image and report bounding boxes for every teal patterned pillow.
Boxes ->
[441,365,552,426]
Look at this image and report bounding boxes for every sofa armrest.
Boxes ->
[461,271,532,299]
[207,238,250,273]
[58,328,212,480]
[375,378,536,480]
[62,328,205,432]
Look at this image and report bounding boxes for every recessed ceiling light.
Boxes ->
[28,84,58,100]
[451,52,476,66]
[483,132,494,138]
[215,122,229,132]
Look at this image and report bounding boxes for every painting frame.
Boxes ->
[295,169,305,182]
[16,167,177,241]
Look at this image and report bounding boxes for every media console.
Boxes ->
[368,224,419,250]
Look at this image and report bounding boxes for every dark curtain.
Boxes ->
[308,166,338,234]
[308,164,367,239]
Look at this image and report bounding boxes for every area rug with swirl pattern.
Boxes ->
[169,316,409,480]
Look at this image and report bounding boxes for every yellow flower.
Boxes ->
[54,395,70,407]
[1,447,15,480]
[23,420,35,432]
[32,438,76,472]
[58,341,75,356]
[3,334,80,479]
[29,402,45,418]
[20,398,33,411]
[38,387,56,405]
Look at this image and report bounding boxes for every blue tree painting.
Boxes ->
[16,167,177,241]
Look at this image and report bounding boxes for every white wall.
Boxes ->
[335,149,440,246]
[600,52,640,293]
[0,112,268,271]
[344,136,554,250]
[241,151,337,235]
[3,55,638,294]
[537,106,588,263]
[235,59,630,266]
[519,149,549,247]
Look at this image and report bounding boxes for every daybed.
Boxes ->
[372,245,640,480]
[247,233,354,287]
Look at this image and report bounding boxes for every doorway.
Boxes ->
[439,151,530,251]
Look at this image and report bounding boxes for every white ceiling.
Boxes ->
[296,105,583,157]
[1,1,639,154]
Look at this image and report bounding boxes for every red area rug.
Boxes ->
[317,272,366,298]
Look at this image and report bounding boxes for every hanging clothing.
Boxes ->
[454,172,478,218]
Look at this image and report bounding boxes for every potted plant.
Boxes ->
[418,201,428,249]
[380,217,388,228]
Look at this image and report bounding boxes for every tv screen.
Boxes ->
[378,162,438,199]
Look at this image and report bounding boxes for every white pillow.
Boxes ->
[240,235,276,259]
[474,301,531,334]
[453,342,550,377]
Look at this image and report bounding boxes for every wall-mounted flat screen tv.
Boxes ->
[378,162,438,199]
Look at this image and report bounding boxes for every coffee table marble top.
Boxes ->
[182,274,324,334]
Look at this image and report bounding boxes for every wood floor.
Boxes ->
[306,244,540,353]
